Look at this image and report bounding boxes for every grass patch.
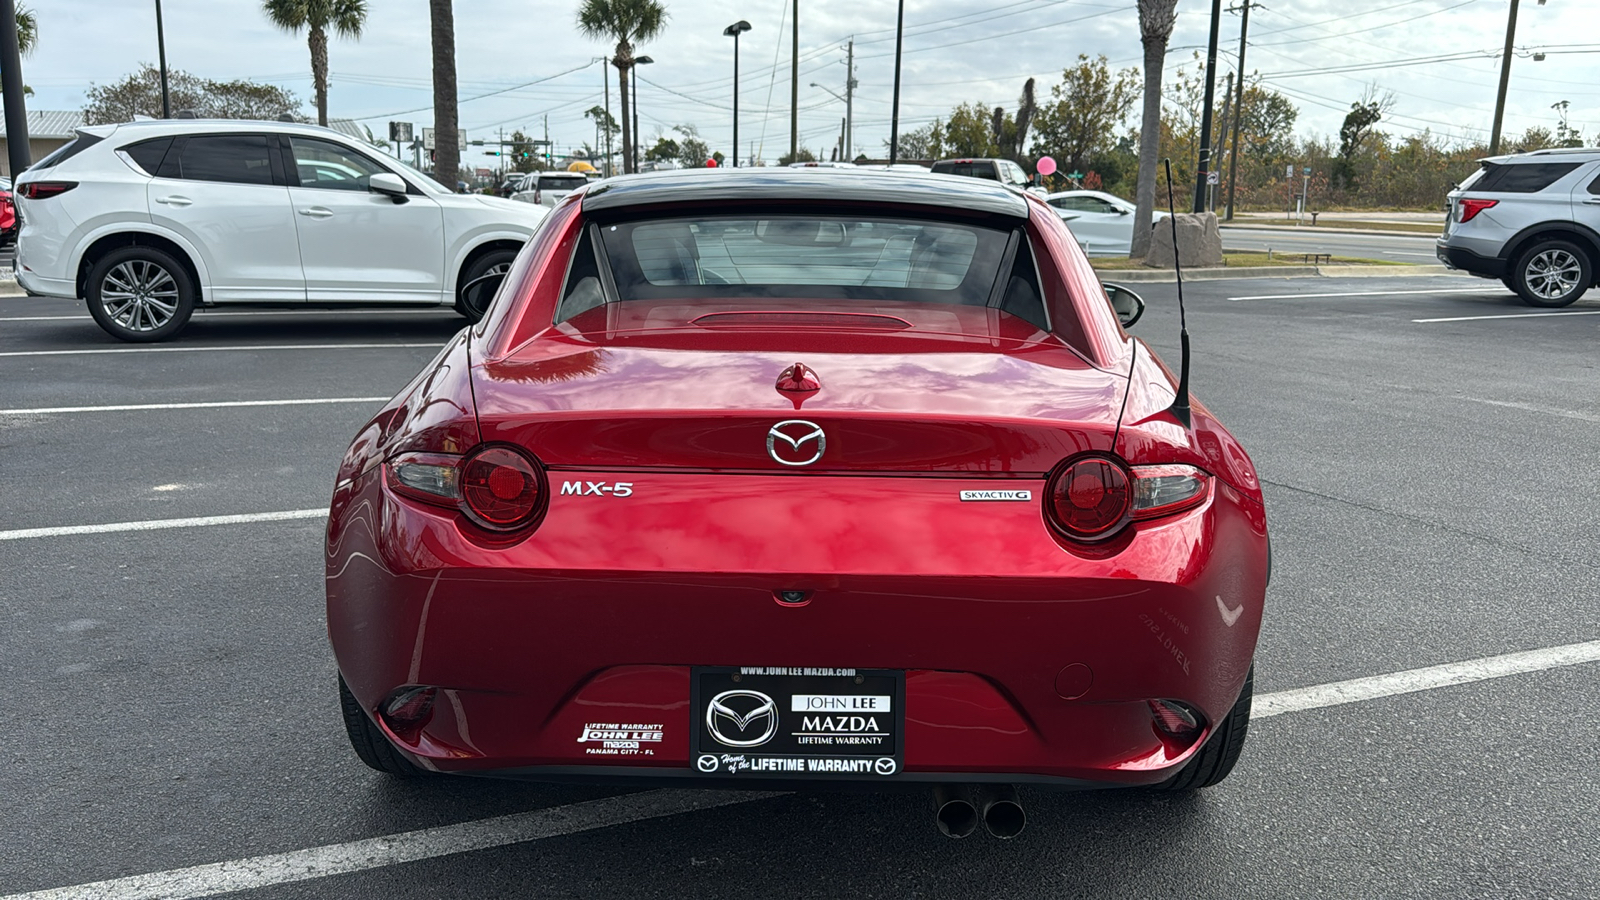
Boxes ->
[1089,252,1414,270]
[1238,218,1442,235]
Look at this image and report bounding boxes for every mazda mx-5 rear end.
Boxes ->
[326,170,1268,829]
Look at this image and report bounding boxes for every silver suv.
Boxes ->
[1437,148,1600,307]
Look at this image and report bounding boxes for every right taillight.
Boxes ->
[1457,198,1497,223]
[1046,457,1211,542]
[18,181,78,200]
[384,444,547,534]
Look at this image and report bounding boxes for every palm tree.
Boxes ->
[577,0,667,175]
[16,6,37,55]
[1130,0,1177,259]
[429,0,459,189]
[261,0,367,126]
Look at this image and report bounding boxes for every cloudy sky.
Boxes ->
[19,0,1600,164]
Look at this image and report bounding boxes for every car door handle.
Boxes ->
[299,207,334,218]
[1583,198,1600,205]
[154,195,192,207]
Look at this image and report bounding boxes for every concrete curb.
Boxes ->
[1097,264,1461,284]
[1219,223,1441,239]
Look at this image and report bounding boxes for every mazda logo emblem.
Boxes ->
[705,689,779,747]
[767,419,826,467]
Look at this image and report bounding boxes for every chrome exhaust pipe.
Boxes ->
[931,784,980,839]
[978,784,1026,839]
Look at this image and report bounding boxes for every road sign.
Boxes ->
[1067,170,1085,180]
[388,121,413,143]
[1206,171,1220,185]
[422,128,467,151]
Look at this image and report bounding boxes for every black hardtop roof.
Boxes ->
[579,166,1032,218]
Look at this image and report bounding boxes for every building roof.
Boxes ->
[0,109,86,140]
[581,167,1032,219]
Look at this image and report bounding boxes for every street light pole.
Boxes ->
[1193,0,1224,212]
[155,0,171,118]
[844,39,855,161]
[723,21,751,167]
[889,0,905,165]
[790,0,799,162]
[634,56,653,169]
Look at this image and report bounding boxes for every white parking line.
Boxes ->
[0,342,441,358]
[1412,310,1600,323]
[4,638,1597,900]
[0,509,325,542]
[1461,397,1600,423]
[1227,287,1504,302]
[0,397,389,416]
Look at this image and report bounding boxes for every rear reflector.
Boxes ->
[18,181,78,200]
[1148,699,1202,737]
[380,685,437,743]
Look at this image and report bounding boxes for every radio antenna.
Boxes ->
[1162,158,1192,429]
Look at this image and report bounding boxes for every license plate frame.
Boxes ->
[690,666,905,779]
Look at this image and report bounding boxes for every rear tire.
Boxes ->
[339,675,426,777]
[85,245,196,342]
[454,248,518,322]
[1510,239,1591,308]
[1155,665,1252,791]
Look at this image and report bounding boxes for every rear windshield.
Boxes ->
[594,214,1009,305]
[1472,162,1582,193]
[931,161,996,180]
[538,175,588,191]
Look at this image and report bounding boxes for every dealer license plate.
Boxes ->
[691,666,904,779]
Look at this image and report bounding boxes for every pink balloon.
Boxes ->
[1036,156,1057,176]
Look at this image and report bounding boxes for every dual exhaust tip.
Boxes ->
[933,784,1025,839]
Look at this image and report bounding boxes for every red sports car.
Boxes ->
[327,169,1268,838]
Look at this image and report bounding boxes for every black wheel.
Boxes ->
[85,245,197,342]
[454,248,518,322]
[1155,666,1252,791]
[1511,239,1592,308]
[339,675,426,777]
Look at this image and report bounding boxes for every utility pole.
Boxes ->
[1225,0,1253,221]
[1489,0,1536,156]
[154,0,171,118]
[844,39,855,160]
[544,115,549,167]
[889,0,905,165]
[602,61,613,177]
[1193,0,1224,212]
[0,0,29,178]
[790,0,799,162]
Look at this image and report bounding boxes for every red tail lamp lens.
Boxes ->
[460,446,543,530]
[1048,457,1132,540]
[381,685,437,744]
[1457,198,1497,223]
[19,181,77,200]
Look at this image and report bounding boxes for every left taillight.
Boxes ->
[1046,456,1211,542]
[384,444,547,534]
[18,181,77,200]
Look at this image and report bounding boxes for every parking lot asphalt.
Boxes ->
[2,276,1597,899]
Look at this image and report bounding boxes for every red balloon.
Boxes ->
[705,158,718,168]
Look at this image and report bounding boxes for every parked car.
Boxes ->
[1044,190,1170,257]
[12,119,548,341]
[930,157,1041,194]
[0,176,14,247]
[1436,147,1600,307]
[327,168,1268,828]
[512,171,591,208]
[498,172,528,196]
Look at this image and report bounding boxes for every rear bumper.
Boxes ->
[327,469,1268,787]
[1436,241,1506,279]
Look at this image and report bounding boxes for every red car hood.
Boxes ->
[470,301,1129,475]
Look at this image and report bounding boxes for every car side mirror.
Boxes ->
[1115,207,1130,215]
[369,172,409,203]
[1103,282,1145,328]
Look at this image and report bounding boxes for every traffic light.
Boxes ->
[484,150,500,156]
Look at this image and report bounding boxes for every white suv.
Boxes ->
[14,120,549,341]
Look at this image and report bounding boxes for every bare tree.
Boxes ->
[1130,0,1177,258]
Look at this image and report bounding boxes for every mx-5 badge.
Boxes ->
[767,420,826,467]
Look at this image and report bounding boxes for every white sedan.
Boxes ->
[1043,190,1169,257]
